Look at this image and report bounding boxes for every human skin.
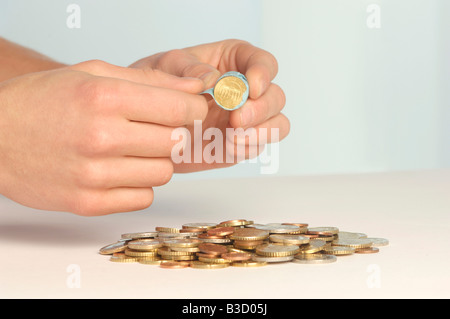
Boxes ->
[130,39,290,172]
[0,38,289,215]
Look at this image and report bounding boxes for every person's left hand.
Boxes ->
[130,39,290,173]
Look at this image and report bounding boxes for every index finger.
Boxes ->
[97,77,208,126]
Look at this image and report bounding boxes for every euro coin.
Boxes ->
[292,254,337,264]
[213,73,248,110]
[255,243,300,257]
[99,241,127,255]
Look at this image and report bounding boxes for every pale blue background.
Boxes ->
[1,0,448,180]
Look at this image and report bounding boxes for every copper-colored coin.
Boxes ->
[196,252,220,258]
[198,233,224,239]
[301,233,319,239]
[221,252,252,261]
[282,223,309,227]
[355,247,380,254]
[160,261,190,269]
[179,227,206,233]
[233,240,265,248]
[207,227,235,237]
[198,243,228,256]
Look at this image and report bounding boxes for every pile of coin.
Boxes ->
[99,219,389,269]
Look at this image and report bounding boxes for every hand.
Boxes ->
[0,60,208,215]
[130,39,290,173]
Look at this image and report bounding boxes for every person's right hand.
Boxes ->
[0,60,208,216]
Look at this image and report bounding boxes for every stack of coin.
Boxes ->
[99,220,389,269]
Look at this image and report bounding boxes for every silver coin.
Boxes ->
[198,238,232,244]
[255,243,300,256]
[127,239,163,251]
[307,227,339,235]
[365,237,389,247]
[248,223,300,234]
[269,234,310,245]
[251,255,294,263]
[332,238,373,248]
[121,231,158,240]
[157,232,193,238]
[292,254,337,264]
[337,231,367,239]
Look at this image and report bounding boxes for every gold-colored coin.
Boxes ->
[181,222,217,230]
[138,258,162,265]
[324,246,355,256]
[252,255,294,263]
[297,240,327,254]
[231,261,268,267]
[124,248,158,257]
[269,234,310,245]
[255,243,300,257]
[109,254,138,263]
[161,255,197,261]
[121,231,158,240]
[332,238,373,249]
[99,241,127,255]
[213,77,247,110]
[230,228,270,241]
[307,227,339,235]
[198,256,232,264]
[169,246,200,253]
[162,238,203,248]
[160,261,190,269]
[155,227,180,233]
[190,261,229,269]
[127,239,163,251]
[157,246,196,256]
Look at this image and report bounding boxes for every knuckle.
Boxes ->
[77,78,116,108]
[168,98,188,126]
[156,49,186,68]
[72,59,109,73]
[78,124,113,156]
[76,160,106,188]
[69,191,102,216]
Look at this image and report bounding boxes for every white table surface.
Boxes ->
[1,169,449,299]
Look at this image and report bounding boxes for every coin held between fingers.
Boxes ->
[200,71,249,111]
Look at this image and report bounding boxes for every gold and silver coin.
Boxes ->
[99,220,388,269]
[292,254,337,264]
[201,72,249,111]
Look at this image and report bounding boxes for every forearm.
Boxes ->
[0,37,66,82]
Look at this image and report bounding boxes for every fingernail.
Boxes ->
[200,71,219,88]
